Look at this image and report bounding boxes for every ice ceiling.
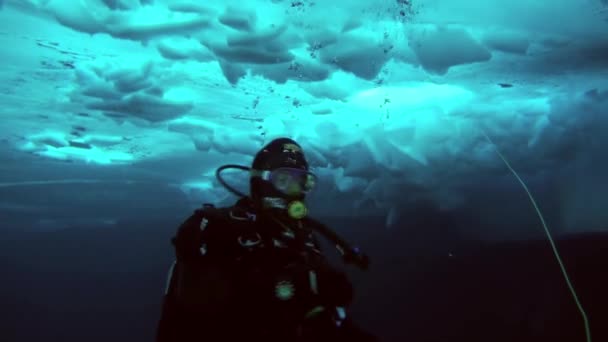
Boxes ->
[0,0,607,233]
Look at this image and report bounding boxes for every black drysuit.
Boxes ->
[156,198,377,342]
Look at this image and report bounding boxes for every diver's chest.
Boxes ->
[224,222,321,263]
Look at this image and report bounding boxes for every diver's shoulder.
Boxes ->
[191,200,253,223]
[191,203,230,223]
[174,204,233,242]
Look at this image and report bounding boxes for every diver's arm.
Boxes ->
[156,211,236,342]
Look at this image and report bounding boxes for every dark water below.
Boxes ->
[1,212,606,342]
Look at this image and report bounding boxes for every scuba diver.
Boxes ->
[156,137,376,341]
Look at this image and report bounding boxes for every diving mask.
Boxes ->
[253,167,317,196]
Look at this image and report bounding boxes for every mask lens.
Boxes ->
[269,168,317,195]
